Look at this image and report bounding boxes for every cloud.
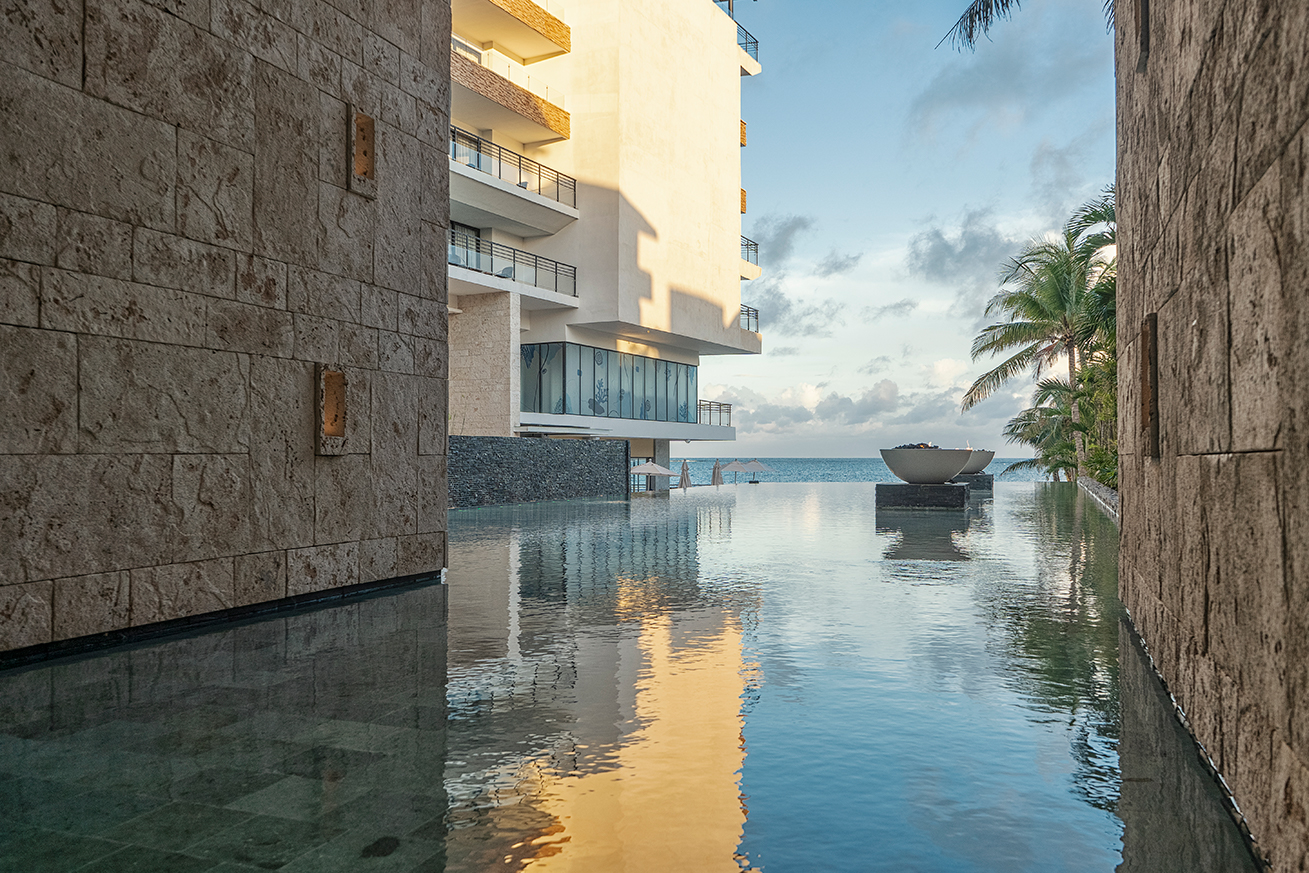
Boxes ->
[906,8,1104,145]
[750,214,815,268]
[769,346,801,357]
[1029,123,1113,226]
[862,297,919,322]
[814,380,901,424]
[905,207,1022,324]
[814,250,863,277]
[858,355,893,375]
[743,278,845,337]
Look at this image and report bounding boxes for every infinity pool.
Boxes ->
[0,483,1257,871]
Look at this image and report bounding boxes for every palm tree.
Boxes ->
[962,225,1107,476]
[940,0,1115,50]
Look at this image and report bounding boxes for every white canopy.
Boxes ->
[630,461,677,476]
[743,459,775,473]
[721,460,750,473]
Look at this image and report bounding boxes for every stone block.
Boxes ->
[417,455,446,535]
[874,483,969,510]
[1234,4,1309,203]
[211,0,297,73]
[367,371,417,537]
[54,209,133,279]
[1,0,83,87]
[316,93,350,189]
[371,0,418,57]
[314,453,372,543]
[342,59,415,136]
[248,356,316,550]
[133,227,237,299]
[951,472,991,491]
[288,265,362,322]
[1156,278,1230,455]
[0,454,174,582]
[235,550,287,606]
[375,133,422,295]
[1227,164,1284,451]
[417,0,448,71]
[52,572,130,640]
[206,297,295,356]
[0,193,56,265]
[171,453,254,562]
[364,32,400,85]
[420,220,447,302]
[287,542,359,596]
[236,254,288,309]
[0,258,40,327]
[254,63,318,263]
[0,64,176,230]
[358,536,398,583]
[42,269,207,345]
[293,312,340,361]
[84,0,255,152]
[338,323,378,368]
[140,0,208,27]
[360,284,399,331]
[131,558,235,624]
[0,324,77,454]
[415,96,447,150]
[417,375,445,456]
[379,330,414,373]
[398,292,445,339]
[300,34,343,95]
[78,336,251,453]
[395,531,443,576]
[303,0,363,64]
[177,130,255,252]
[0,581,53,649]
[316,181,377,283]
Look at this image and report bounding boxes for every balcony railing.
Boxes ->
[711,0,759,60]
[450,127,577,208]
[697,400,733,427]
[448,230,577,297]
[741,235,758,264]
[740,304,758,332]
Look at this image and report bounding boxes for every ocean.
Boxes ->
[666,456,1047,486]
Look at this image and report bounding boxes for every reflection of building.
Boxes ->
[1116,1,1309,867]
[444,497,755,870]
[446,0,763,482]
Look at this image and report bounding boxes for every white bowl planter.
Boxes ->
[960,450,995,474]
[880,448,974,484]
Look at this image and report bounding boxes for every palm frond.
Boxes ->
[938,0,1022,50]
[962,345,1039,411]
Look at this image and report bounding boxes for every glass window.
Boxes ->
[655,360,669,421]
[607,352,621,417]
[644,359,656,420]
[632,357,646,421]
[688,366,698,422]
[581,345,596,416]
[541,344,563,414]
[675,364,688,422]
[619,354,634,418]
[565,343,579,415]
[520,344,539,413]
[592,348,609,416]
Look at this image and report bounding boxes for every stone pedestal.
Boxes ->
[875,483,970,509]
[952,473,993,491]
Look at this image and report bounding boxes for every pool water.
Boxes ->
[0,483,1257,872]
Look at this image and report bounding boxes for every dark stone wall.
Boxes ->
[448,436,628,508]
[1116,2,1309,869]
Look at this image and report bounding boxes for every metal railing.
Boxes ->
[450,127,577,208]
[740,304,758,332]
[448,230,577,297]
[711,0,759,59]
[741,235,758,264]
[697,400,733,427]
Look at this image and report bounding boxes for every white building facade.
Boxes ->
[446,0,762,481]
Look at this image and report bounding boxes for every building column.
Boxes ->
[653,439,671,491]
[448,291,520,437]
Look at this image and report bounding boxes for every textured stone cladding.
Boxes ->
[451,51,568,139]
[490,0,569,53]
[0,0,452,652]
[448,435,627,508]
[1116,1,1309,868]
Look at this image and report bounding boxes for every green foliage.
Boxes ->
[969,187,1118,487]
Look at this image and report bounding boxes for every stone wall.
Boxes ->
[448,435,627,507]
[0,0,451,652]
[448,291,518,437]
[1116,1,1309,868]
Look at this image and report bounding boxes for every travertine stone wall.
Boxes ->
[448,291,518,437]
[0,0,451,652]
[1117,2,1309,868]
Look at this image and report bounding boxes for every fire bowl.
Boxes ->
[960,449,995,475]
[880,448,974,485]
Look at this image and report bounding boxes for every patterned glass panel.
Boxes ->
[541,344,563,414]
[619,354,634,418]
[520,344,539,413]
[591,348,609,417]
[564,343,579,415]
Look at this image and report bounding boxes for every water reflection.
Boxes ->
[0,483,1261,873]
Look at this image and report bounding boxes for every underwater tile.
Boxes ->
[100,801,253,852]
[0,826,121,873]
[186,813,345,869]
[225,774,372,823]
[74,845,218,873]
[165,767,287,806]
[277,827,444,873]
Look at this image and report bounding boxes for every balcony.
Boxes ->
[448,230,577,308]
[451,43,569,144]
[740,235,760,280]
[740,304,759,333]
[697,400,733,427]
[712,0,761,75]
[449,127,579,237]
[450,0,569,63]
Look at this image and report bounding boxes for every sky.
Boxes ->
[690,0,1117,458]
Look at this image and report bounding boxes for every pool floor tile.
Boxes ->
[100,802,254,853]
[73,845,219,873]
[277,827,445,873]
[0,825,123,873]
[185,813,346,869]
[225,774,373,823]
[165,768,288,806]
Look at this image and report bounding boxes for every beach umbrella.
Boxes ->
[711,460,724,486]
[722,459,749,485]
[678,459,692,490]
[630,461,677,476]
[742,459,774,483]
